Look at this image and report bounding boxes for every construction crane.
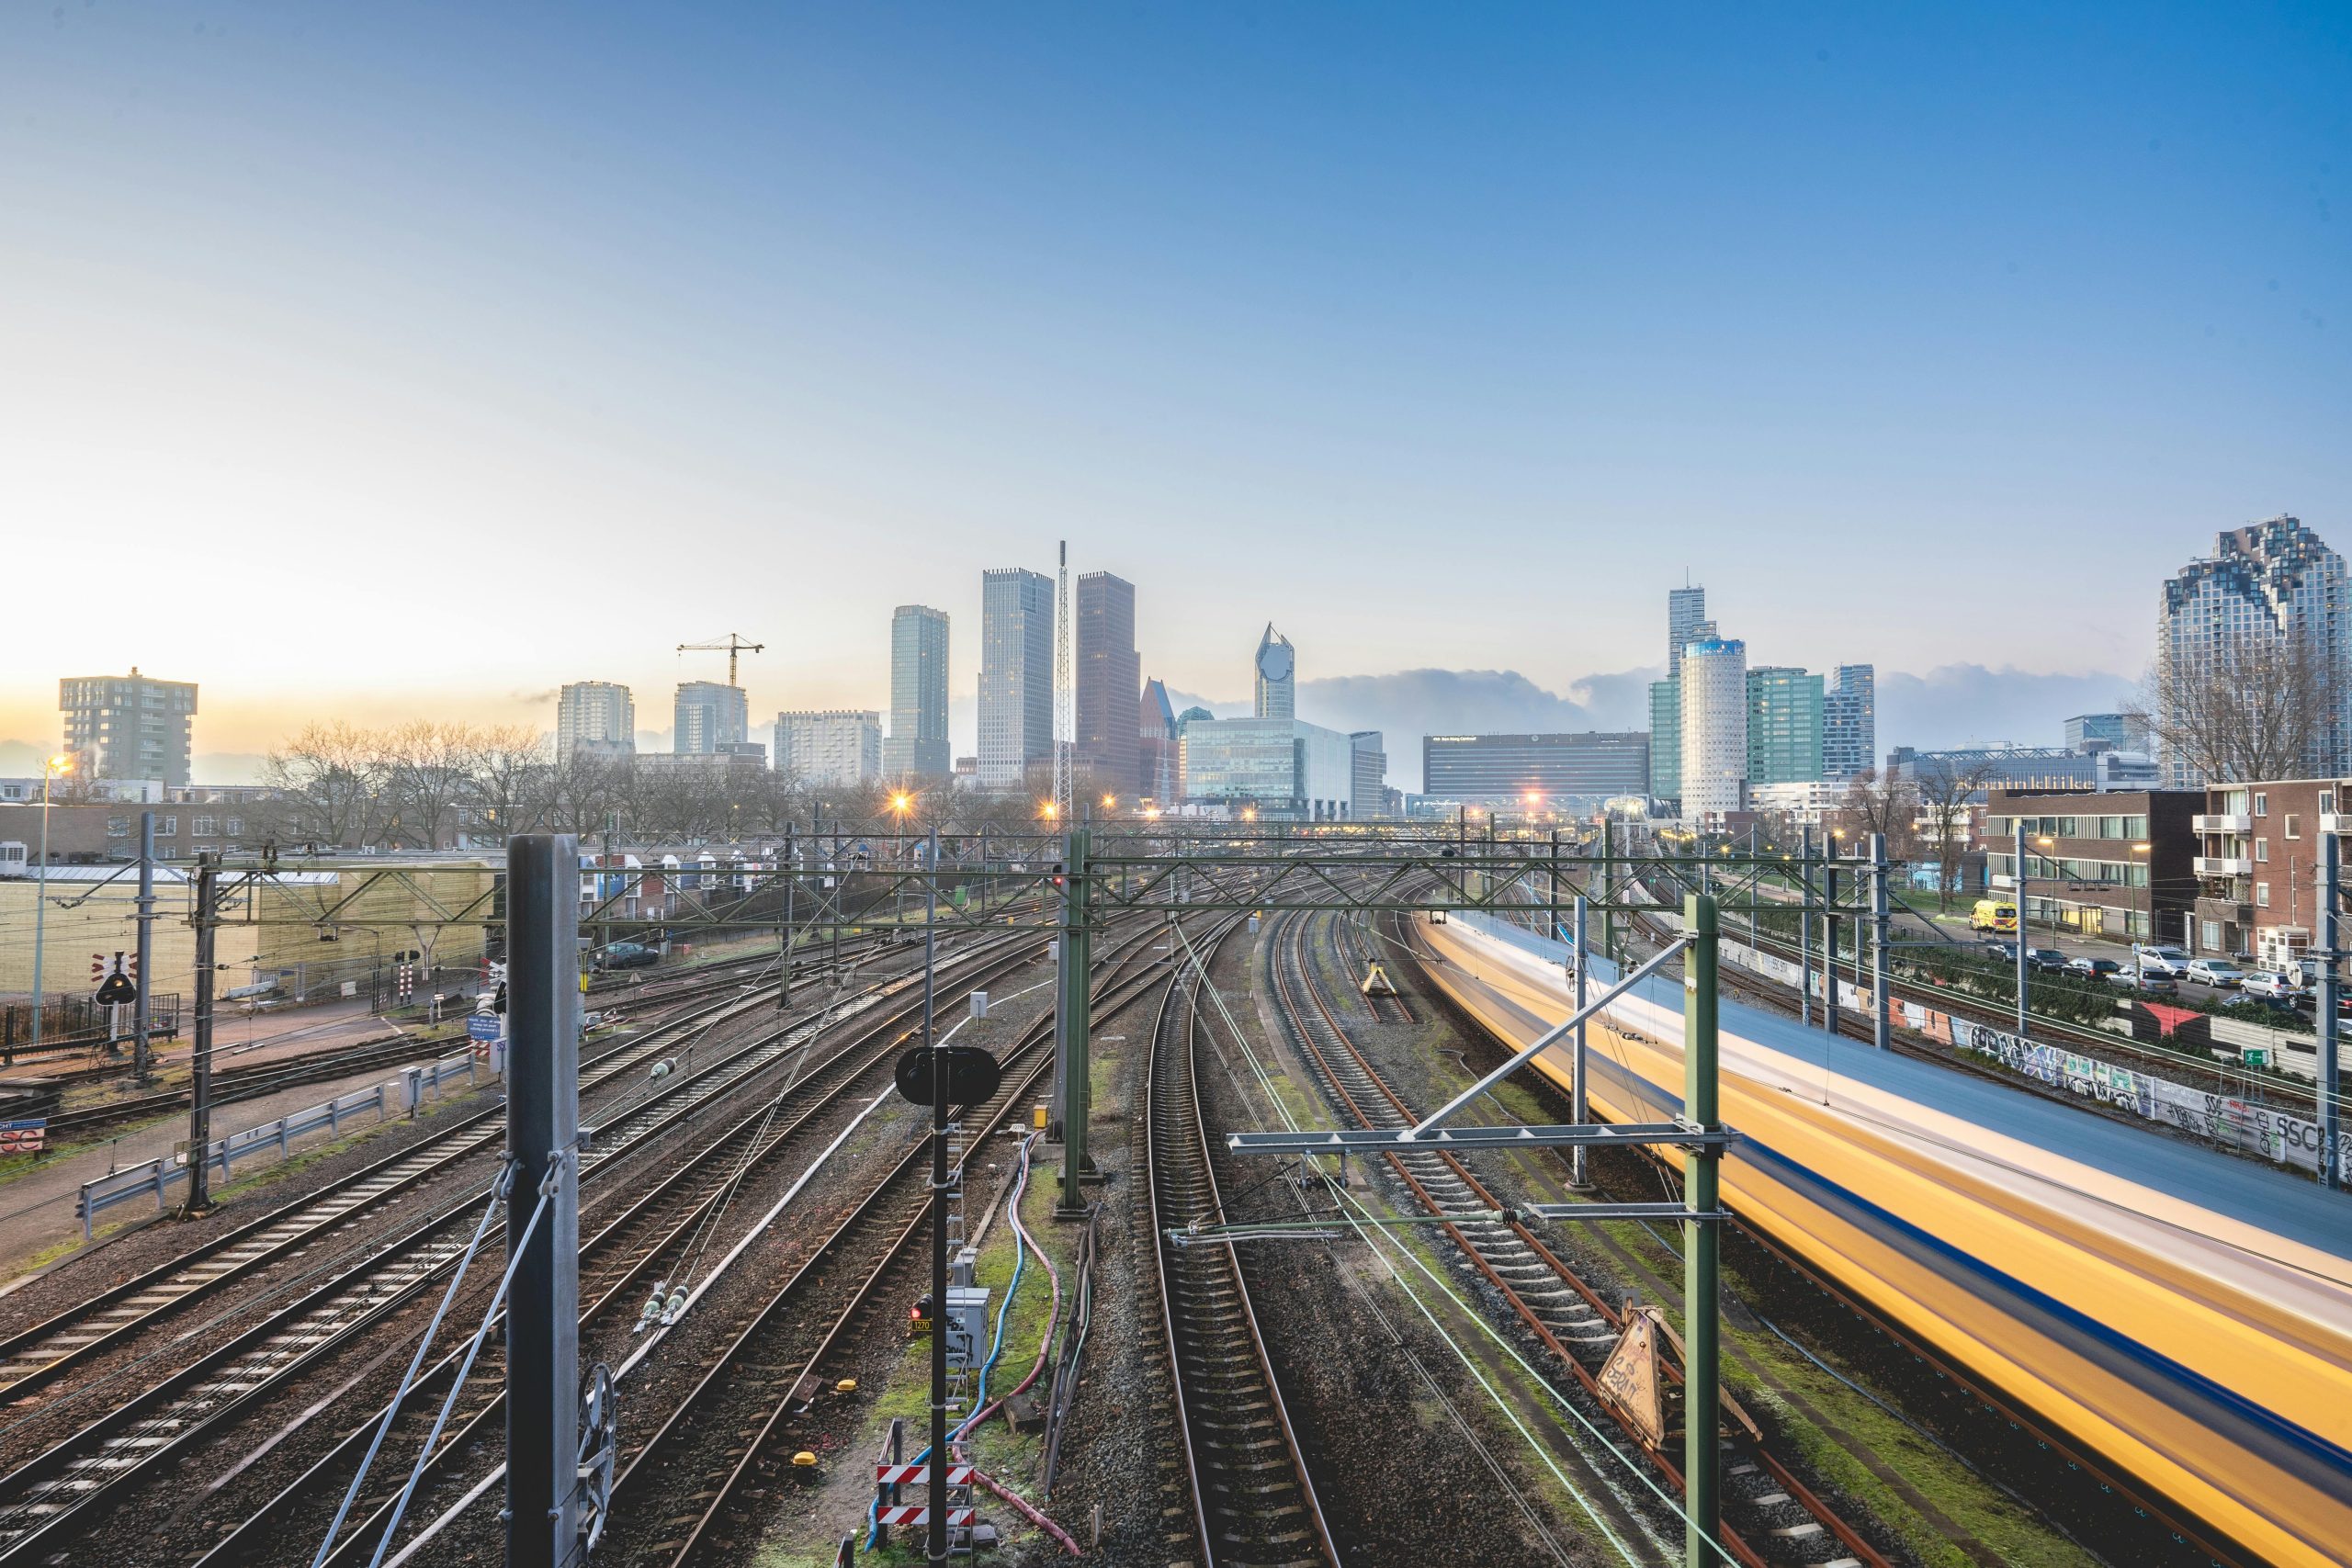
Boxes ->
[676,632,765,687]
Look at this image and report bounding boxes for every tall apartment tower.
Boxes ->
[775,710,882,788]
[2157,516,2351,785]
[978,568,1056,788]
[1075,572,1140,792]
[885,604,951,780]
[673,681,750,754]
[1679,637,1749,820]
[1822,665,1876,779]
[1253,624,1296,720]
[556,682,636,757]
[59,668,198,786]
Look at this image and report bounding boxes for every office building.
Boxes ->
[1648,680,1681,800]
[673,682,749,754]
[60,669,198,787]
[1986,789,2197,947]
[557,682,636,759]
[2064,713,2143,754]
[1745,666,1825,786]
[1350,732,1387,816]
[1679,638,1748,820]
[1182,717,1356,819]
[1422,733,1651,805]
[1823,665,1875,779]
[2157,515,2352,786]
[978,568,1055,788]
[1139,679,1180,802]
[885,605,951,780]
[1076,572,1140,790]
[1667,586,1708,678]
[1889,744,2161,801]
[775,710,881,789]
[1253,624,1296,720]
[1648,584,1717,801]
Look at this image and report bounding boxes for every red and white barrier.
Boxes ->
[874,1463,973,1486]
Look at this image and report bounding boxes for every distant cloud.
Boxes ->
[510,688,561,706]
[1877,664,2141,753]
[636,727,674,752]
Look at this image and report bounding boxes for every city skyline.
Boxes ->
[6,6,2341,780]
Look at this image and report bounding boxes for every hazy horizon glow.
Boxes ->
[4,3,2344,780]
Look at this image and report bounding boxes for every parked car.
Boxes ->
[2132,944,2192,978]
[2068,956,2125,981]
[2240,970,2302,1001]
[594,941,660,971]
[2127,969,2180,997]
[2186,958,2247,988]
[2025,948,2069,973]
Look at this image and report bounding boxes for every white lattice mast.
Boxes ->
[1053,538,1073,823]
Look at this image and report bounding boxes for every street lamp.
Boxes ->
[30,753,74,1051]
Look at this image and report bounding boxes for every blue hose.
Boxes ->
[865,1135,1037,1550]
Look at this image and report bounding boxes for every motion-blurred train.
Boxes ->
[1414,908,2352,1568]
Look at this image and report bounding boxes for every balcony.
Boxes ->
[2193,812,2252,833]
[2193,855,2254,876]
[2195,895,2255,927]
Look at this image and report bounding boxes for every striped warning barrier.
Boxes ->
[874,1463,974,1486]
[873,1506,975,1528]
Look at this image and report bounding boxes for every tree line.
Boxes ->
[253,722,1057,852]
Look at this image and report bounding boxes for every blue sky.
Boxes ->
[2,3,2345,784]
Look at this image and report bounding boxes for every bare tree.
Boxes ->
[469,726,550,846]
[1833,768,1919,861]
[263,723,387,850]
[2129,635,2346,784]
[378,722,481,851]
[1913,761,1994,909]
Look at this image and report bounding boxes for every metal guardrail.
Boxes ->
[75,1048,495,1239]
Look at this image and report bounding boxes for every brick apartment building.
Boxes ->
[2190,777,2352,967]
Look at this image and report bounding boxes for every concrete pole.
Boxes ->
[1871,832,1891,1051]
[1822,851,1840,1040]
[133,812,156,1084]
[1601,818,1617,969]
[1050,827,1072,1141]
[505,834,582,1568]
[2015,818,2030,1042]
[1682,892,1721,1568]
[1571,894,1591,1190]
[2322,830,2340,1190]
[30,771,52,1052]
[1057,827,1093,1214]
[924,828,949,1566]
[778,824,795,1010]
[1798,822,1812,1028]
[185,853,220,1214]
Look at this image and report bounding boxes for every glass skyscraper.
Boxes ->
[1745,666,1825,786]
[885,604,951,780]
[1253,624,1295,720]
[1076,572,1139,789]
[673,681,749,754]
[978,568,1055,788]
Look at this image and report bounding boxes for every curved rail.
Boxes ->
[1149,919,1340,1568]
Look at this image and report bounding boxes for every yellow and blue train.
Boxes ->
[1414,909,2352,1568]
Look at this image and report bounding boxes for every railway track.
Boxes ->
[0,927,1057,1565]
[1271,911,1889,1568]
[589,918,1186,1568]
[1148,920,1340,1568]
[200,917,1138,1568]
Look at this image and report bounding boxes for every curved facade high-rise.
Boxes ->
[1679,637,1748,820]
[1253,624,1295,720]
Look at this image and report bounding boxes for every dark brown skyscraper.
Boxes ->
[1075,570,1139,794]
